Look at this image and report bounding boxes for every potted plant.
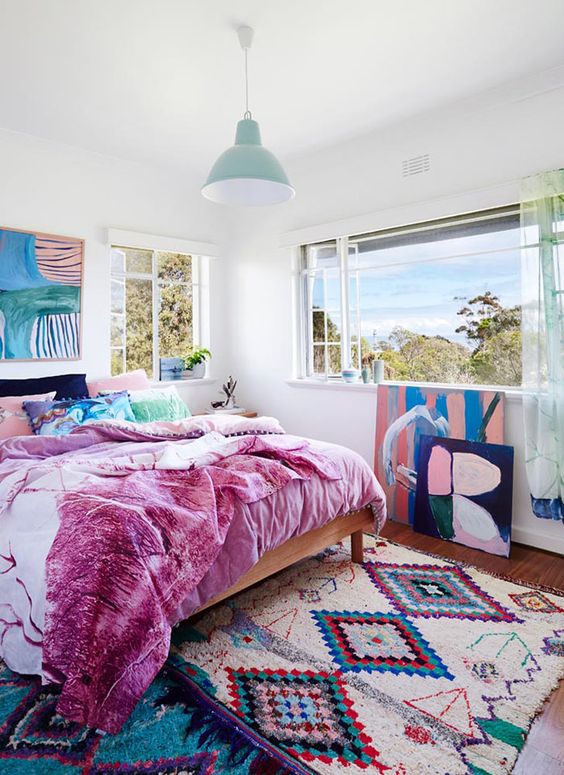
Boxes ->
[183,347,211,379]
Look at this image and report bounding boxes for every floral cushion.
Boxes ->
[0,393,56,439]
[24,391,135,437]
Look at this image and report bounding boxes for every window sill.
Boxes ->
[286,378,524,402]
[150,377,217,387]
[286,378,379,393]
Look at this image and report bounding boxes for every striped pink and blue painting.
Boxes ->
[374,384,505,525]
[0,227,83,360]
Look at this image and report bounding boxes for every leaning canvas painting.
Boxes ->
[375,384,505,524]
[0,227,83,360]
[414,435,514,556]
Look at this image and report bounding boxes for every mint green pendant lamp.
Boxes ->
[202,26,295,206]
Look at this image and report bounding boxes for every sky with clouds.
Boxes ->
[311,226,521,348]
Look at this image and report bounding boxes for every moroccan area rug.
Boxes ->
[0,539,562,774]
[0,656,301,774]
[175,536,564,775]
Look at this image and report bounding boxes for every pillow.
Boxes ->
[24,391,135,437]
[0,392,56,439]
[0,373,88,400]
[87,369,152,398]
[122,385,191,423]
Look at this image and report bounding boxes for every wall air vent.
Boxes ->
[402,154,430,177]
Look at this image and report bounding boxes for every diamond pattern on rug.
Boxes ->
[312,609,454,678]
[365,562,517,622]
[0,684,99,764]
[226,666,382,769]
[509,591,563,613]
[0,661,301,775]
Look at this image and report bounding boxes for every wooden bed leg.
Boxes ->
[351,530,364,564]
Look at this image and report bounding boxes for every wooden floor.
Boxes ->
[380,522,564,775]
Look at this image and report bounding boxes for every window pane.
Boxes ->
[313,344,326,375]
[125,278,153,373]
[327,345,341,375]
[111,349,125,376]
[325,311,341,344]
[351,339,360,370]
[158,282,193,358]
[111,248,125,274]
[111,278,125,313]
[110,314,124,347]
[119,248,153,274]
[306,241,338,270]
[157,252,192,283]
[309,269,340,309]
[349,275,359,312]
[349,213,520,270]
[355,248,521,385]
[312,310,325,342]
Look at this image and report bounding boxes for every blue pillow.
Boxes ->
[0,373,88,400]
[24,391,135,436]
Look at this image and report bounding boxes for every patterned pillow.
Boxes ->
[24,391,135,437]
[0,393,56,439]
[121,385,191,423]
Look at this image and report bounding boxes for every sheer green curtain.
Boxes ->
[520,169,564,523]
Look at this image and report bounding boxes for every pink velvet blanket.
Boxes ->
[0,415,384,732]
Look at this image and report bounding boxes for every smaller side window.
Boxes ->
[110,247,198,379]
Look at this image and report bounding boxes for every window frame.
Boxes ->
[298,204,522,386]
[110,246,206,380]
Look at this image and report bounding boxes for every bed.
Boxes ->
[0,413,386,733]
[193,506,374,615]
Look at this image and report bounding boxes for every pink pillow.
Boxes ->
[87,369,151,397]
[0,393,56,439]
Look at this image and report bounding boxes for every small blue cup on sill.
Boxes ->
[341,368,360,383]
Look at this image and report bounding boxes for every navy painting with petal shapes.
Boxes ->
[0,227,83,360]
[414,434,514,557]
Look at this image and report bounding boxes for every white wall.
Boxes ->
[0,128,228,410]
[222,74,564,554]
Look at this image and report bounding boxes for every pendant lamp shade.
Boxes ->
[202,26,294,206]
[202,119,294,206]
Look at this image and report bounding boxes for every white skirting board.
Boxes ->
[511,526,564,556]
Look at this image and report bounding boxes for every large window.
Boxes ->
[110,246,203,379]
[300,206,522,386]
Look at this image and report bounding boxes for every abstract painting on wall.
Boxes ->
[0,227,83,361]
[374,384,505,525]
[414,435,514,557]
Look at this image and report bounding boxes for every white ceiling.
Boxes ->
[1,0,564,176]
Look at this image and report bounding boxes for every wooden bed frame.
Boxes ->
[195,506,374,615]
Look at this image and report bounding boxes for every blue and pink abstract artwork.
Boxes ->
[0,227,83,360]
[375,384,505,526]
[414,435,514,557]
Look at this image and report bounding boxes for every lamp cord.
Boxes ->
[244,47,251,120]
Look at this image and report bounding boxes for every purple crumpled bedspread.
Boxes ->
[0,415,354,732]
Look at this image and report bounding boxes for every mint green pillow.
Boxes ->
[102,386,191,423]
